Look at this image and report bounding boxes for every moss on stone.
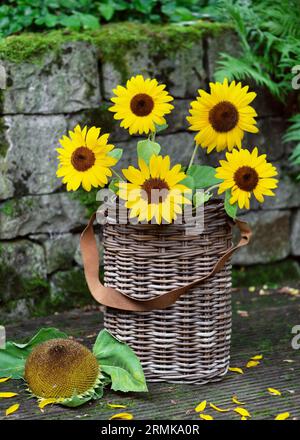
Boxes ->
[232,259,300,288]
[0,21,230,65]
[0,118,9,157]
[49,267,91,310]
[0,199,14,216]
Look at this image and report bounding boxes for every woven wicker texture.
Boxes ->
[103,200,233,383]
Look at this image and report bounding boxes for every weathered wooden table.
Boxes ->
[1,289,299,420]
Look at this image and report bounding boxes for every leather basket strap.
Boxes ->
[80,213,252,312]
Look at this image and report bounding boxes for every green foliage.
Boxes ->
[224,189,237,219]
[93,329,148,393]
[187,165,222,188]
[137,139,161,165]
[215,0,300,177]
[70,187,100,218]
[284,114,300,179]
[193,191,212,207]
[0,0,221,37]
[0,328,148,406]
[0,328,68,379]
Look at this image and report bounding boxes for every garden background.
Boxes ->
[0,0,299,321]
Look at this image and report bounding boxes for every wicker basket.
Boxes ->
[80,200,251,384]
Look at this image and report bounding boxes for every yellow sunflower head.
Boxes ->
[216,147,278,209]
[187,78,258,153]
[109,75,174,135]
[118,155,191,224]
[56,124,118,192]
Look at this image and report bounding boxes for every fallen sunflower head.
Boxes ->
[24,338,103,406]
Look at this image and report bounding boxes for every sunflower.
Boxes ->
[109,75,174,135]
[25,339,103,407]
[187,78,258,153]
[216,147,278,209]
[118,155,191,224]
[56,124,118,191]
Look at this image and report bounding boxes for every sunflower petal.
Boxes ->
[5,403,20,416]
[109,412,134,420]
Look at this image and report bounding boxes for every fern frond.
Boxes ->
[283,115,300,145]
[215,53,282,98]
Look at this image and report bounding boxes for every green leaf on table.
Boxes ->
[137,139,160,165]
[224,189,238,219]
[93,329,148,393]
[187,165,222,189]
[108,148,123,161]
[193,191,212,208]
[0,328,68,379]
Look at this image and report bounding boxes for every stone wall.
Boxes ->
[0,23,299,320]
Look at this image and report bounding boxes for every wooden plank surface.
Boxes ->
[0,288,299,420]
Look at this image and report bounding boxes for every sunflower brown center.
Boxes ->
[209,101,239,132]
[141,178,169,203]
[130,93,154,117]
[71,146,95,172]
[234,166,259,191]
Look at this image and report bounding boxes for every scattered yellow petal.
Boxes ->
[38,398,58,410]
[241,416,248,420]
[275,412,290,420]
[199,414,214,420]
[209,403,230,413]
[248,286,256,292]
[0,377,11,383]
[268,387,282,396]
[234,407,251,418]
[109,412,134,420]
[107,403,127,409]
[246,360,260,368]
[283,359,294,363]
[251,354,263,360]
[5,403,20,416]
[232,395,245,405]
[195,400,207,412]
[0,392,18,398]
[228,367,244,374]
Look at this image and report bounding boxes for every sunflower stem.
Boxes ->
[205,184,220,194]
[112,169,123,181]
[149,130,156,142]
[188,143,199,170]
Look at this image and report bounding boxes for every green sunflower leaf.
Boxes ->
[224,189,238,219]
[0,328,68,379]
[61,385,104,408]
[193,191,212,208]
[108,178,119,194]
[93,329,148,393]
[187,165,222,189]
[155,122,168,133]
[137,139,161,165]
[179,175,194,201]
[108,148,123,161]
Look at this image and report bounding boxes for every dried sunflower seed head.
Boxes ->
[24,338,100,399]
